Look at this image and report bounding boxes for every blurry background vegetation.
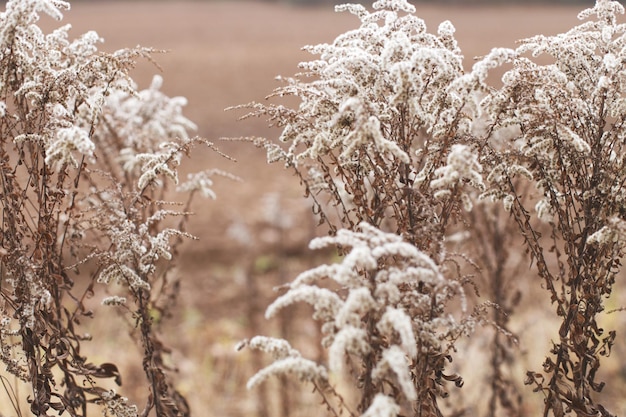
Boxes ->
[70,0,608,5]
[217,0,605,5]
[268,0,601,4]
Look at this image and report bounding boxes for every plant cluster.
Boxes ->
[238,0,626,416]
[0,1,224,416]
[1,0,625,415]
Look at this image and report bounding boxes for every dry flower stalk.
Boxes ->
[0,1,224,416]
[238,0,626,416]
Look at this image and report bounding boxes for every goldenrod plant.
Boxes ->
[0,1,224,416]
[479,1,626,415]
[238,0,625,416]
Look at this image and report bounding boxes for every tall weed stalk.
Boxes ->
[0,1,223,416]
[478,1,625,415]
[236,1,492,415]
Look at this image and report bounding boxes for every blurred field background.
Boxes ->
[3,1,625,416]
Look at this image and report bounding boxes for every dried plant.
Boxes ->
[235,0,492,415]
[236,0,484,248]
[240,223,480,416]
[0,1,224,416]
[237,0,626,416]
[477,1,626,415]
[465,201,525,417]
